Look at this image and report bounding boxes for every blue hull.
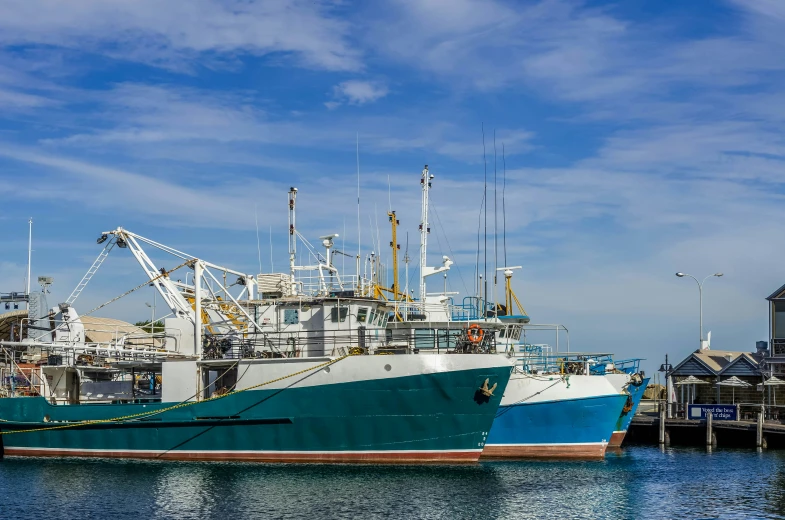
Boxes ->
[608,377,650,447]
[482,393,628,459]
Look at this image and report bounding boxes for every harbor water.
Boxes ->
[1,447,784,519]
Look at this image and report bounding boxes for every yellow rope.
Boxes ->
[0,354,351,436]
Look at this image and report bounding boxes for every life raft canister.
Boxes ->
[467,324,484,344]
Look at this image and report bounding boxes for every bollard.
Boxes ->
[659,406,666,445]
[706,411,713,447]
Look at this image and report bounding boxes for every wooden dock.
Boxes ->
[628,413,785,449]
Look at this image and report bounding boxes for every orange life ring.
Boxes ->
[467,324,484,344]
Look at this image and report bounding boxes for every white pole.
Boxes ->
[419,165,430,301]
[26,217,32,309]
[194,261,202,357]
[288,187,298,295]
[357,133,361,287]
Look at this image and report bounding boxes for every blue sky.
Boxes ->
[1,0,784,373]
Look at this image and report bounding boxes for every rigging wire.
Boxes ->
[482,124,488,308]
[255,205,263,274]
[475,191,485,299]
[493,129,498,307]
[430,203,470,296]
[503,143,508,267]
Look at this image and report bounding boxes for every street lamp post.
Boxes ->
[675,272,723,349]
[145,292,156,334]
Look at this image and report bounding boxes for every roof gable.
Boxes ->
[672,354,717,376]
[767,283,785,301]
[719,353,761,377]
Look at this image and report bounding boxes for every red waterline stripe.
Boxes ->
[2,447,482,464]
[481,443,607,460]
[607,430,627,448]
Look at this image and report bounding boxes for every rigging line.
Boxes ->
[65,260,194,333]
[356,133,361,273]
[430,203,470,296]
[404,244,424,295]
[494,378,566,418]
[269,226,274,272]
[482,123,488,308]
[475,191,485,299]
[255,205,263,274]
[493,129,498,305]
[387,174,392,214]
[503,142,508,267]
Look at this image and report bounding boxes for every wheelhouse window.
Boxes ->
[284,309,299,325]
[357,307,368,323]
[330,306,349,323]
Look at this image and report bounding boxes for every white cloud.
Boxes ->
[0,0,360,71]
[329,80,389,107]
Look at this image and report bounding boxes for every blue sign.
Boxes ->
[688,404,737,421]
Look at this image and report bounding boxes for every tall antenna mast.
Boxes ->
[288,187,298,295]
[419,165,432,301]
[26,217,32,309]
[356,133,361,290]
[269,226,274,272]
[482,125,488,308]
[503,143,508,267]
[404,232,410,299]
[255,205,263,274]
[493,130,498,313]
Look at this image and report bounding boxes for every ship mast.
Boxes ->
[288,187,298,296]
[388,211,400,299]
[419,165,431,300]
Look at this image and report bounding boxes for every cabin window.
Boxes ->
[330,306,349,323]
[357,307,368,323]
[378,312,388,326]
[368,309,377,325]
[284,309,299,325]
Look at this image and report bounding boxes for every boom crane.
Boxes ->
[65,236,116,305]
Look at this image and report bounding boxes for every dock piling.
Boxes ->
[659,406,666,445]
[706,411,713,447]
[757,409,766,449]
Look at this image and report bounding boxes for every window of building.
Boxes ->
[775,301,785,339]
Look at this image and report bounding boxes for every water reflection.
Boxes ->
[1,448,784,520]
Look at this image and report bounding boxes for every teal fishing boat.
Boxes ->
[0,224,512,463]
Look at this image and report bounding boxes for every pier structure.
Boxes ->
[630,404,785,449]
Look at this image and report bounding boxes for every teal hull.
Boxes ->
[0,365,510,463]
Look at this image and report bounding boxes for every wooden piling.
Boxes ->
[706,412,713,447]
[659,406,666,445]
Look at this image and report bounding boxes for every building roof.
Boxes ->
[767,283,785,301]
[671,349,763,377]
[80,316,149,344]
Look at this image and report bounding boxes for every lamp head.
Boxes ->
[676,273,685,277]
[714,273,723,277]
